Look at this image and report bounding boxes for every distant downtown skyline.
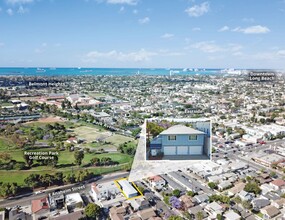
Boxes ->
[0,0,285,69]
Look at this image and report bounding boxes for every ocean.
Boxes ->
[0,67,221,76]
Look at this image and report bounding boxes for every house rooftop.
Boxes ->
[137,207,156,220]
[65,193,82,206]
[31,197,49,213]
[91,181,118,196]
[160,125,205,135]
[271,179,285,187]
[261,205,280,218]
[224,210,241,220]
[52,210,84,220]
[148,175,163,182]
[207,201,223,211]
[228,182,245,195]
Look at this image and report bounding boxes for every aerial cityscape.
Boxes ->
[0,0,285,220]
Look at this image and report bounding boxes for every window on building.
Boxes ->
[168,135,176,140]
[189,135,197,140]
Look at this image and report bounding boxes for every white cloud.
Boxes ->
[158,49,184,57]
[119,6,125,12]
[161,33,174,39]
[0,42,5,47]
[232,51,243,57]
[218,25,229,32]
[34,43,47,54]
[161,52,184,56]
[277,50,285,57]
[106,0,138,5]
[192,27,201,31]
[185,2,210,17]
[184,37,192,44]
[191,41,224,53]
[132,9,138,14]
[190,41,243,54]
[235,49,285,61]
[251,52,277,60]
[138,17,150,24]
[83,49,157,63]
[6,8,13,15]
[34,48,44,54]
[242,17,255,23]
[233,25,270,34]
[208,55,225,61]
[228,44,243,52]
[17,5,29,14]
[6,0,33,4]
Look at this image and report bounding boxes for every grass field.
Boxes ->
[84,142,117,152]
[88,92,106,98]
[3,147,132,165]
[57,151,132,165]
[0,149,133,184]
[73,126,112,142]
[0,137,16,151]
[0,164,130,184]
[24,120,75,128]
[0,121,134,185]
[0,102,13,107]
[104,134,133,145]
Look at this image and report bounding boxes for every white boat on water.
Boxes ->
[36,68,46,73]
[169,70,180,76]
[220,68,245,75]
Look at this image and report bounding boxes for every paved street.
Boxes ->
[0,171,129,208]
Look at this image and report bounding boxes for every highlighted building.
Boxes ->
[150,125,206,156]
[114,178,142,199]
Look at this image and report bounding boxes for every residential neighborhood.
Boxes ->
[0,71,285,220]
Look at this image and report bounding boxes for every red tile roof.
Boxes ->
[31,197,49,213]
[271,179,285,187]
[148,175,163,182]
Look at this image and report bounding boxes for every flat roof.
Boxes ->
[160,174,185,191]
[118,179,137,197]
[92,181,117,193]
[168,171,200,192]
[65,193,82,205]
[160,125,205,135]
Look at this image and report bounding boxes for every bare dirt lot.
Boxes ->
[25,116,66,124]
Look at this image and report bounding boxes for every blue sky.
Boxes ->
[0,0,285,68]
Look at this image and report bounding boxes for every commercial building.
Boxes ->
[253,153,285,167]
[117,179,138,199]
